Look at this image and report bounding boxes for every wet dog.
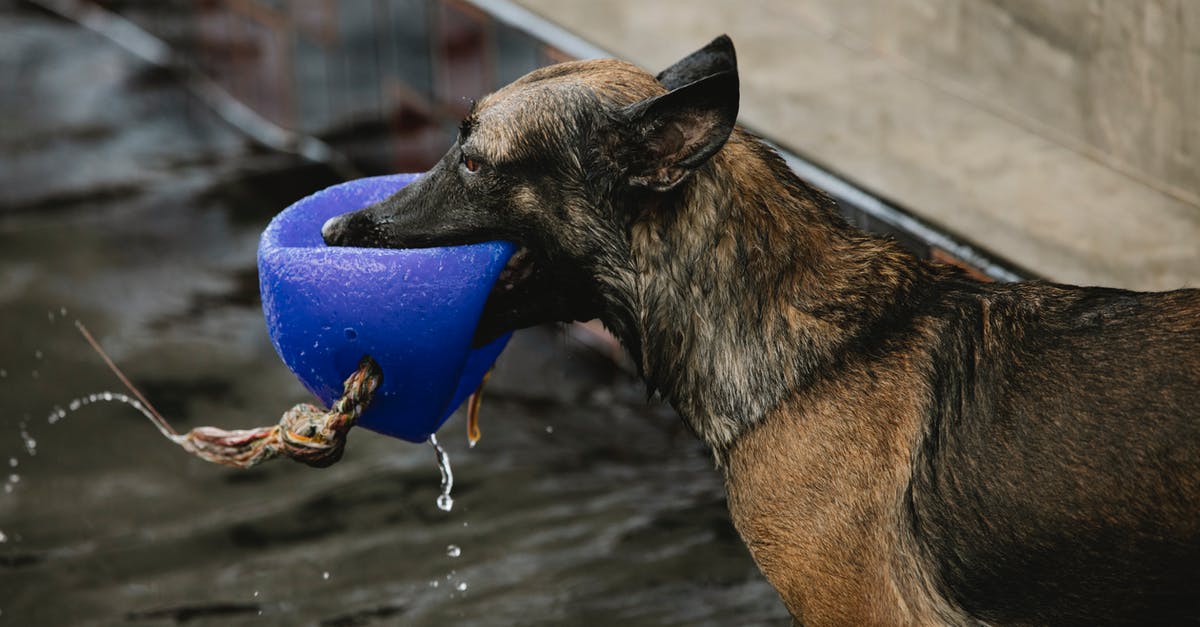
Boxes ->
[323,36,1200,625]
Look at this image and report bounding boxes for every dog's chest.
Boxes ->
[721,359,940,625]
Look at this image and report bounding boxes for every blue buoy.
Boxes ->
[257,174,514,442]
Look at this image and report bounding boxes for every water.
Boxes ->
[429,434,454,512]
[446,544,461,558]
[47,390,159,431]
[18,425,36,456]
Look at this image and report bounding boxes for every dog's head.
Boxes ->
[322,36,739,344]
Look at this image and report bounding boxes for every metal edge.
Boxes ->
[772,146,1027,282]
[465,0,612,60]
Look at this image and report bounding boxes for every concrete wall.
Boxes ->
[515,0,1200,290]
[801,0,1200,205]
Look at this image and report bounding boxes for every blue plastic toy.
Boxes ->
[257,173,515,442]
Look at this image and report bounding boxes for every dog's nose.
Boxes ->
[321,215,344,246]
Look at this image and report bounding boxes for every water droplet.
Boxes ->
[545,425,554,434]
[30,370,38,379]
[3,484,12,494]
[8,475,19,485]
[253,590,259,598]
[60,307,67,317]
[446,544,461,558]
[33,350,42,360]
[429,580,439,588]
[429,434,454,512]
[20,429,36,456]
[0,369,6,378]
[47,311,55,322]
[322,571,330,580]
[462,521,468,527]
[46,391,161,433]
[0,530,6,543]
[456,582,468,592]
[8,458,16,468]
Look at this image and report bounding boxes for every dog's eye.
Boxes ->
[462,154,481,173]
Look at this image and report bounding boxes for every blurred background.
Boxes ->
[0,1,1195,625]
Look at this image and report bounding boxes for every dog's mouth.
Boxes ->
[473,245,600,347]
[493,246,536,294]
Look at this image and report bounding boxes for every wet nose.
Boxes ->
[322,215,347,246]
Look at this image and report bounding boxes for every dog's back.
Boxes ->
[911,281,1200,625]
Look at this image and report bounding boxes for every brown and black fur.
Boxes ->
[323,36,1200,625]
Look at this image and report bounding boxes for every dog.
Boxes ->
[323,36,1200,625]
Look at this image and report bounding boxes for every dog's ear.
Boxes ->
[621,67,739,192]
[656,35,736,90]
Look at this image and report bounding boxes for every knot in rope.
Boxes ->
[175,356,382,468]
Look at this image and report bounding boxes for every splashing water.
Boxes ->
[18,425,36,457]
[456,582,468,592]
[45,391,169,437]
[429,434,454,512]
[446,544,461,558]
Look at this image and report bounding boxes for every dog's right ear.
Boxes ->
[619,67,739,192]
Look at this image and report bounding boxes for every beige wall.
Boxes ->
[801,0,1200,205]
[515,0,1200,289]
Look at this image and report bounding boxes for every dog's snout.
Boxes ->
[321,215,345,246]
[322,212,378,247]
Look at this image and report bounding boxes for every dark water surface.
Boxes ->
[0,4,788,625]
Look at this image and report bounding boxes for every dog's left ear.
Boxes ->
[620,37,739,192]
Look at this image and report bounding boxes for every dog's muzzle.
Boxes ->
[322,212,386,248]
[320,215,342,244]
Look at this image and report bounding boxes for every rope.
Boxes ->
[172,356,381,469]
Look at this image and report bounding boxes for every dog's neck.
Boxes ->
[601,132,931,455]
